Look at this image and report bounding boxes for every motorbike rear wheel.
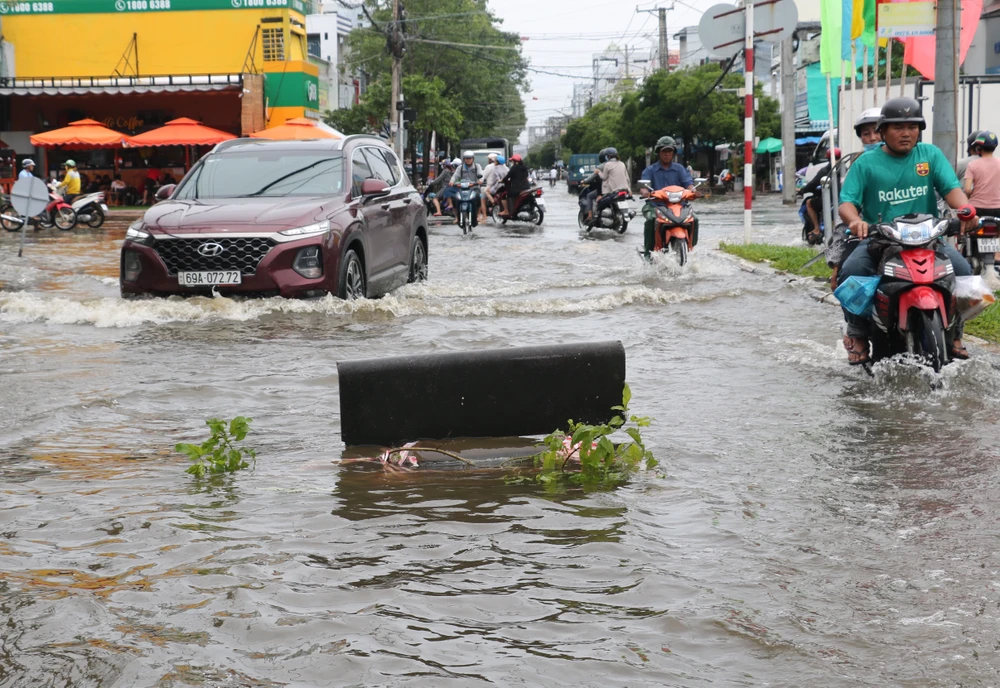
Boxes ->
[54,207,77,231]
[911,308,948,372]
[669,236,688,266]
[86,206,106,229]
[532,205,544,226]
[618,220,628,235]
[578,208,590,231]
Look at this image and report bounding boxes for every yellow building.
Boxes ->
[0,0,321,135]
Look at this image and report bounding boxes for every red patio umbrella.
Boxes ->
[30,118,127,149]
[125,118,236,147]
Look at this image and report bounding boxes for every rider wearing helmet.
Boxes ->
[581,148,610,222]
[854,108,883,151]
[486,154,509,207]
[480,152,501,221]
[957,130,983,180]
[638,136,696,258]
[963,131,1000,218]
[18,158,36,181]
[499,154,530,219]
[427,159,455,217]
[447,150,483,223]
[590,146,631,222]
[57,159,81,202]
[838,96,976,364]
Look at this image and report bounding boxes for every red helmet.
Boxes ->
[510,154,522,163]
[826,147,842,160]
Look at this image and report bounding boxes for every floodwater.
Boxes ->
[2,188,1000,687]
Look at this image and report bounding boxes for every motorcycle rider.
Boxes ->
[838,96,976,364]
[499,154,530,219]
[639,136,696,259]
[479,152,500,221]
[18,159,36,181]
[57,160,81,203]
[799,147,841,243]
[582,148,609,223]
[448,151,482,224]
[956,130,983,180]
[485,154,508,214]
[591,147,631,222]
[427,160,454,217]
[963,131,1000,218]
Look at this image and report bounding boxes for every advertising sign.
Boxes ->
[877,2,936,38]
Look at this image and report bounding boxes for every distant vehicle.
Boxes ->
[120,136,428,300]
[567,153,599,194]
[460,137,509,169]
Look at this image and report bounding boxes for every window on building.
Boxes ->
[324,32,328,40]
[262,27,286,62]
[307,34,320,58]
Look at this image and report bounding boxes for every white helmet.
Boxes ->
[462,150,474,159]
[854,108,881,137]
[21,158,34,168]
[451,157,461,167]
[487,152,498,162]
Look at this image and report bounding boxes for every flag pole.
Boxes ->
[873,43,880,106]
[849,42,857,155]
[900,41,907,97]
[862,45,869,109]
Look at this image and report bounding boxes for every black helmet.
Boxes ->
[654,136,677,154]
[605,147,618,159]
[975,131,999,151]
[877,97,926,132]
[967,130,982,148]
[597,148,609,164]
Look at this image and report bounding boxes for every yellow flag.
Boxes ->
[851,0,865,39]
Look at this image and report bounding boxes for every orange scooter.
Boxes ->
[647,184,697,265]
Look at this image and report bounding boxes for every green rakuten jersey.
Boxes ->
[840,142,960,223]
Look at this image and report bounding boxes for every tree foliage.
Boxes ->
[327,0,529,148]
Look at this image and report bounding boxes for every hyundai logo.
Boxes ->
[198,242,224,257]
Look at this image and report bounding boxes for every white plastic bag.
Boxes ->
[955,275,996,321]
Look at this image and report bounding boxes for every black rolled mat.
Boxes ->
[338,341,626,447]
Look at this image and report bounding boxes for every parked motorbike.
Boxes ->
[455,180,480,235]
[863,214,965,372]
[71,190,108,229]
[1,182,76,231]
[646,184,697,266]
[491,186,545,226]
[576,177,635,234]
[960,215,1000,277]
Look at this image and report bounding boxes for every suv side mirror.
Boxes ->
[360,178,390,199]
[155,184,176,201]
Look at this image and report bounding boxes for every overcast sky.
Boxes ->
[489,0,712,140]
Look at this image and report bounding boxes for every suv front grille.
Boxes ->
[152,237,276,276]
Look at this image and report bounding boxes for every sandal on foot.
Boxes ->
[951,341,970,359]
[843,335,870,366]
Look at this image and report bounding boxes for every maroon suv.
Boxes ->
[120,136,428,299]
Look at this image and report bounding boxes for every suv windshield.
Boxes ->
[175,150,345,199]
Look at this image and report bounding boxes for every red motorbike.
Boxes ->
[1,181,77,231]
[491,185,545,226]
[648,185,697,265]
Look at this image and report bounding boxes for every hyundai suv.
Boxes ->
[120,136,428,299]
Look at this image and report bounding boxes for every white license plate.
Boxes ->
[100,203,109,211]
[535,197,546,207]
[978,237,1000,252]
[617,201,630,210]
[178,271,242,287]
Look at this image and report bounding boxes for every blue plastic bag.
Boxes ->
[834,275,881,316]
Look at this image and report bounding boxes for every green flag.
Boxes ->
[820,0,844,77]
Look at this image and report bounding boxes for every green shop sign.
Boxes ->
[264,70,319,109]
[0,0,310,16]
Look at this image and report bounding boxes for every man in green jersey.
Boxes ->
[838,97,977,365]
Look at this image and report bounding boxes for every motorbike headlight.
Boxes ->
[667,192,683,203]
[883,217,946,245]
[279,220,331,237]
[125,221,152,245]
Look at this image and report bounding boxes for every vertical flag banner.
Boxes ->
[902,0,983,79]
[821,0,845,76]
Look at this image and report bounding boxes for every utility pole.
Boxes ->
[932,0,957,164]
[780,36,796,205]
[743,0,754,242]
[638,5,672,72]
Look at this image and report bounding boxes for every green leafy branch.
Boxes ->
[505,384,657,490]
[175,417,257,478]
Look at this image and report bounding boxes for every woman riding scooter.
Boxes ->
[499,155,530,219]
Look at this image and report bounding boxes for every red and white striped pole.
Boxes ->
[743,0,754,243]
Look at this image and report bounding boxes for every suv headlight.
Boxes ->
[125,221,152,245]
[280,220,330,237]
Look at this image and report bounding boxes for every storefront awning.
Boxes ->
[0,74,243,97]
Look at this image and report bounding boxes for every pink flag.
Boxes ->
[902,0,983,79]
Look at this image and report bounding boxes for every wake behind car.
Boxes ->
[120,135,428,299]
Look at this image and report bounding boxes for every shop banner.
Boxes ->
[877,2,935,38]
[0,0,309,16]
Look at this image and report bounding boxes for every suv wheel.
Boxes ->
[339,249,366,300]
[408,236,428,283]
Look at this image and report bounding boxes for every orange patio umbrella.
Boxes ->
[125,118,236,147]
[30,118,127,149]
[249,117,343,141]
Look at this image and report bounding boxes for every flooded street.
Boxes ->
[3,188,1000,687]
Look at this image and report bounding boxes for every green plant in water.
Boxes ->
[176,417,257,478]
[506,384,657,490]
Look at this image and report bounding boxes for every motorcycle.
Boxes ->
[71,190,108,229]
[491,186,545,226]
[798,196,824,246]
[861,214,965,372]
[1,182,76,231]
[646,184,697,266]
[576,177,635,234]
[455,180,480,235]
[715,170,735,192]
[960,215,1000,277]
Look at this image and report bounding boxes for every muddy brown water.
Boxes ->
[2,190,1000,687]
